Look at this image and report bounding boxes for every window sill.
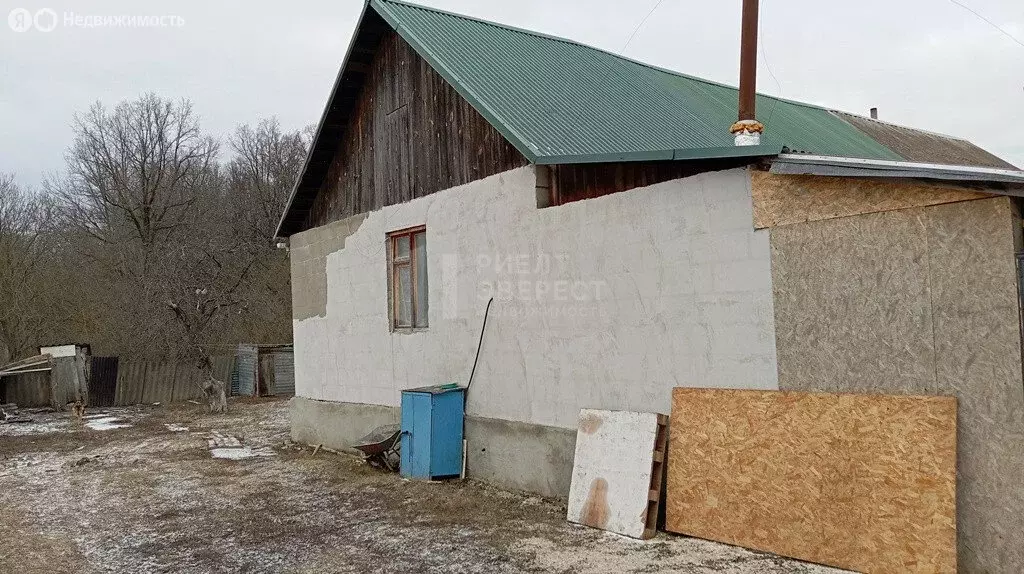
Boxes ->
[391,327,429,335]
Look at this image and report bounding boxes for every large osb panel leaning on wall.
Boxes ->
[666,388,957,573]
[771,196,1024,573]
[749,169,990,229]
[566,409,668,539]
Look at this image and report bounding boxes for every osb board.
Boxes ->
[771,196,1024,573]
[770,207,938,395]
[666,388,957,573]
[567,409,665,539]
[750,169,991,229]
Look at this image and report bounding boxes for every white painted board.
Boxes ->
[567,409,661,539]
[39,344,76,358]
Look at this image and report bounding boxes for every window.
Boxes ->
[388,226,428,329]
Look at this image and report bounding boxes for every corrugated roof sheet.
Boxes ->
[276,0,1018,237]
[372,0,901,163]
[834,112,1016,169]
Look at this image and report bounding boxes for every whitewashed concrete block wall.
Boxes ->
[292,165,778,430]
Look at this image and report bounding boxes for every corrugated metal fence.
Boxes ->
[108,356,236,406]
[1,371,51,407]
[233,345,294,397]
[272,349,295,396]
[89,357,118,407]
[5,354,249,409]
[236,345,258,396]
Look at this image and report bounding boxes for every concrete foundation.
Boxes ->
[290,396,576,499]
[290,396,399,454]
[464,415,576,499]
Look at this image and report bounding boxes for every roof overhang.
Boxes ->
[769,154,1024,194]
[275,1,378,239]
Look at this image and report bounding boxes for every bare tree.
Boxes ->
[160,118,309,363]
[46,94,220,357]
[0,175,60,362]
[217,119,309,345]
[161,171,259,364]
[54,93,219,279]
[228,118,309,241]
[13,97,303,362]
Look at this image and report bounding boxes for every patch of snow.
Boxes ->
[210,447,274,460]
[165,424,189,433]
[0,420,70,436]
[85,416,131,431]
[207,432,242,448]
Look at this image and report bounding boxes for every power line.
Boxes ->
[759,0,783,128]
[947,0,1024,49]
[620,0,668,53]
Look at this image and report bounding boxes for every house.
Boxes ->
[275,1,1024,571]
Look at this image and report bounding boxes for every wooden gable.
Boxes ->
[306,29,528,229]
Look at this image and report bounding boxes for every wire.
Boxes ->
[620,0,668,53]
[464,297,493,399]
[948,0,1024,49]
[759,0,783,128]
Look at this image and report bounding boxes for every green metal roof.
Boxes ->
[276,0,1016,237]
[371,0,902,163]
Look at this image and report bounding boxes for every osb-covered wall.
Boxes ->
[771,195,1024,573]
[750,170,992,228]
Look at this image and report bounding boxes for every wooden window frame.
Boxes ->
[387,225,427,331]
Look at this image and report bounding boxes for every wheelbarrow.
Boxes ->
[352,424,401,471]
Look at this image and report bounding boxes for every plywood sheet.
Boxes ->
[567,409,667,539]
[750,169,990,229]
[666,388,957,573]
[770,196,1024,573]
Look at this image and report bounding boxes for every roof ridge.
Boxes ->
[371,0,831,114]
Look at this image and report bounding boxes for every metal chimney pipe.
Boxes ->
[732,0,764,146]
[738,0,759,122]
[870,107,878,120]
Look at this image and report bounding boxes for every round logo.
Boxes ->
[34,8,57,32]
[8,8,32,32]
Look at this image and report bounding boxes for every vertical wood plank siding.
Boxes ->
[551,158,758,206]
[306,31,527,229]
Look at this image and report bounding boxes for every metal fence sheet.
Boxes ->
[273,350,295,396]
[236,345,258,397]
[88,357,119,407]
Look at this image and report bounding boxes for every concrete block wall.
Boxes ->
[289,165,779,433]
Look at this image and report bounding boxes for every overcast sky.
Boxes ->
[1,0,1022,189]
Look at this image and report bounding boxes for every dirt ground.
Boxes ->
[0,399,846,574]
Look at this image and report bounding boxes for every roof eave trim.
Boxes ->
[274,1,372,239]
[534,145,783,165]
[771,154,1024,185]
[370,0,541,164]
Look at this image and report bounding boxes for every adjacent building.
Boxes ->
[276,1,1024,571]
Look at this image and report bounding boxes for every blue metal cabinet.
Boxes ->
[400,385,465,479]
